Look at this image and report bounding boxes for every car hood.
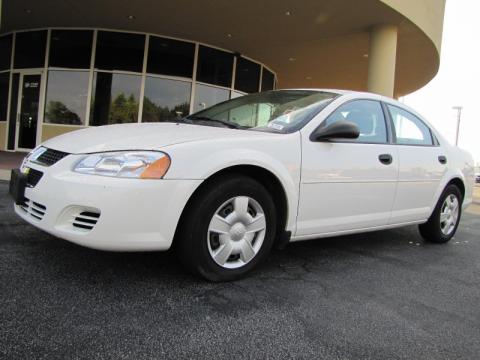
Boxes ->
[41,122,265,154]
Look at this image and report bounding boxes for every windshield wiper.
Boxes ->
[187,115,245,129]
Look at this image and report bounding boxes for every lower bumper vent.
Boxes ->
[72,211,100,231]
[19,197,47,221]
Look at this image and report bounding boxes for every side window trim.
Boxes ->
[312,98,389,145]
[380,101,394,144]
[385,103,437,147]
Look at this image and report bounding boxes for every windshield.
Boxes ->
[186,90,338,132]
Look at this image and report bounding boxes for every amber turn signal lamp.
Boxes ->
[140,155,171,179]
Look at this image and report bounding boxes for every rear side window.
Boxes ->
[387,105,433,146]
[324,100,387,143]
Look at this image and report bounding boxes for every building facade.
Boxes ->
[0,0,446,152]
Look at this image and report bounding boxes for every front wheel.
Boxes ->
[176,175,277,281]
[419,184,462,243]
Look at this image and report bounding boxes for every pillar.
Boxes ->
[367,25,398,97]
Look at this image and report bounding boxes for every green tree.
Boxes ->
[45,101,82,125]
[109,93,139,124]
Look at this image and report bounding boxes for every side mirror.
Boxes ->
[310,120,360,142]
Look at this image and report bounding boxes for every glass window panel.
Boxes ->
[14,30,47,69]
[261,69,275,91]
[44,71,89,125]
[388,105,433,145]
[0,72,9,121]
[0,34,12,71]
[324,100,387,143]
[90,72,141,126]
[95,31,145,72]
[142,77,191,122]
[196,46,233,88]
[193,84,229,112]
[234,57,260,94]
[49,30,93,69]
[147,37,195,78]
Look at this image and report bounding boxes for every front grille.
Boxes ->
[19,197,47,221]
[27,168,43,187]
[72,211,101,231]
[35,148,69,166]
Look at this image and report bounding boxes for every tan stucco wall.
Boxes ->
[381,0,446,53]
[41,124,84,142]
[0,122,6,150]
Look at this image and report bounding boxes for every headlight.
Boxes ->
[73,151,170,179]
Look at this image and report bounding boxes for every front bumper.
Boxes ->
[14,155,202,251]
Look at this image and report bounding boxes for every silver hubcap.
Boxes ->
[440,194,459,236]
[207,196,266,269]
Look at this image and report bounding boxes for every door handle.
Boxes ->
[378,154,393,165]
[438,155,447,164]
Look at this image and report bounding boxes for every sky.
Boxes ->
[403,0,480,165]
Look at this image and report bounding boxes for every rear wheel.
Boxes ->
[419,184,462,243]
[176,175,276,281]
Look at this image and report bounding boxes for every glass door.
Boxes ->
[15,72,42,151]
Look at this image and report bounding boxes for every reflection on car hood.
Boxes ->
[41,122,263,154]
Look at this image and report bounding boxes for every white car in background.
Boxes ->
[10,90,475,281]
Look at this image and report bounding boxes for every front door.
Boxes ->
[15,72,42,151]
[296,99,399,236]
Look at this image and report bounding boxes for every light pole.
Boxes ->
[452,106,463,146]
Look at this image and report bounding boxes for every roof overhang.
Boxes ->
[1,0,445,96]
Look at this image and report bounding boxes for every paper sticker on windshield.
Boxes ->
[268,123,284,131]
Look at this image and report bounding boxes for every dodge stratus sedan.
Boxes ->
[10,90,475,281]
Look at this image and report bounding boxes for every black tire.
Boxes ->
[419,184,463,243]
[176,174,277,281]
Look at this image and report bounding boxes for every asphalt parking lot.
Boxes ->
[1,181,480,360]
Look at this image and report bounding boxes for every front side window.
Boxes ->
[388,105,433,145]
[323,100,387,143]
[188,90,336,132]
[44,70,89,125]
[90,72,141,125]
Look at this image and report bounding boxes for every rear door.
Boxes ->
[296,99,399,236]
[385,104,447,223]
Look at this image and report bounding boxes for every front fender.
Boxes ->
[161,135,301,232]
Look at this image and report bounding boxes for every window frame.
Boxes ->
[384,103,438,147]
[311,98,393,145]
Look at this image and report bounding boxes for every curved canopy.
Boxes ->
[1,0,445,96]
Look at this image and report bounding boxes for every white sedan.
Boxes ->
[10,90,475,281]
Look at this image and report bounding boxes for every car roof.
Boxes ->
[282,88,420,118]
[282,88,447,146]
